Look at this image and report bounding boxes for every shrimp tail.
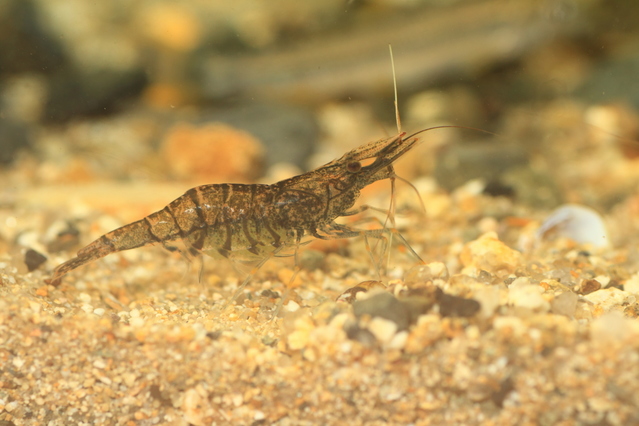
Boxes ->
[48,215,178,284]
[46,236,115,285]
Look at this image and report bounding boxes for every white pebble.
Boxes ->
[130,317,145,327]
[388,330,408,350]
[537,204,609,248]
[625,273,639,294]
[594,275,611,287]
[284,300,300,312]
[590,311,633,343]
[584,288,628,311]
[231,393,243,407]
[474,286,501,317]
[368,317,398,343]
[98,376,112,385]
[4,401,19,412]
[12,357,25,369]
[508,284,549,311]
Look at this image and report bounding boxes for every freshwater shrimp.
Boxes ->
[48,128,436,287]
[49,47,467,293]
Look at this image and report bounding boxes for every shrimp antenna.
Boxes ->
[379,44,403,270]
[389,44,401,135]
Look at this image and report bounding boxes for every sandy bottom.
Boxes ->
[2,181,639,425]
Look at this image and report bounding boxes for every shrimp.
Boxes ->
[48,129,436,287]
[49,46,477,292]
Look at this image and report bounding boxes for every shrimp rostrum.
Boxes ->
[49,130,428,288]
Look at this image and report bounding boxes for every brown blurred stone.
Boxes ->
[160,122,265,183]
[578,278,602,295]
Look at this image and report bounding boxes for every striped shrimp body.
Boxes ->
[49,131,426,285]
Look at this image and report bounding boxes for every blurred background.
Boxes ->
[1,0,639,211]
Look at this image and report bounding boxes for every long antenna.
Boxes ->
[389,44,401,135]
[384,44,402,271]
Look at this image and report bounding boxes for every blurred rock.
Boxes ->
[436,287,481,317]
[137,3,202,52]
[0,0,65,74]
[35,113,158,182]
[45,222,81,254]
[44,68,148,122]
[160,122,265,183]
[353,291,411,331]
[198,0,593,102]
[344,322,377,346]
[1,74,48,123]
[0,118,31,165]
[521,41,593,97]
[577,55,639,110]
[298,249,325,272]
[590,311,635,344]
[434,141,529,192]
[502,167,563,208]
[198,103,318,170]
[481,180,516,199]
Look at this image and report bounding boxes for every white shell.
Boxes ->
[536,204,609,248]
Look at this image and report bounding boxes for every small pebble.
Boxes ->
[577,279,601,295]
[352,291,411,331]
[590,311,633,343]
[368,317,398,344]
[5,400,19,412]
[404,262,449,285]
[388,330,408,350]
[284,300,300,312]
[624,273,639,294]
[460,232,524,275]
[508,284,549,311]
[93,359,107,369]
[583,288,629,312]
[24,248,47,272]
[436,288,481,317]
[473,286,501,317]
[551,292,578,317]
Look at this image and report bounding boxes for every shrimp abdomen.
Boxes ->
[49,197,196,282]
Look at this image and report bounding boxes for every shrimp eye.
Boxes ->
[346,161,362,173]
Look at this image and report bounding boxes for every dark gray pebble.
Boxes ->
[25,248,47,272]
